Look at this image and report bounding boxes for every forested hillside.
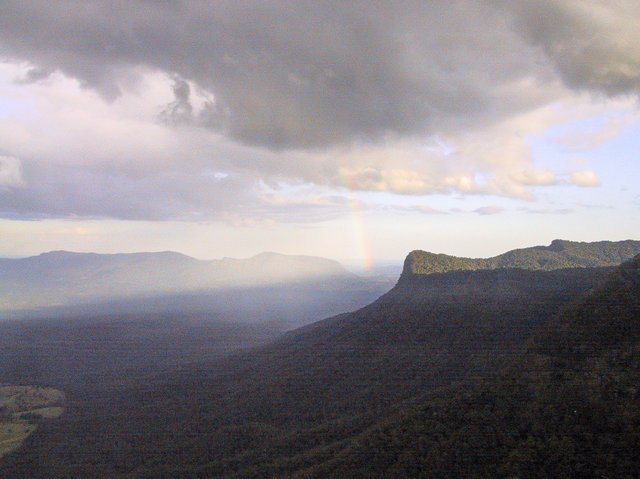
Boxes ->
[0,263,615,477]
[405,239,640,276]
[291,254,640,478]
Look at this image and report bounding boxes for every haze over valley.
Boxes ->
[0,250,394,328]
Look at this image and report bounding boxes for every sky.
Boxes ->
[0,1,639,270]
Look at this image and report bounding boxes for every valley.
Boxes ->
[0,240,639,477]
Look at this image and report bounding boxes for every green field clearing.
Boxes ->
[0,386,65,412]
[0,421,36,458]
[0,386,65,459]
[16,406,64,420]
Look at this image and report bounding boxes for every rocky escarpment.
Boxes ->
[400,239,640,279]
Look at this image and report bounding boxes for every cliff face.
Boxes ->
[401,239,640,279]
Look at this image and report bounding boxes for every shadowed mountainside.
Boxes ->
[291,254,640,478]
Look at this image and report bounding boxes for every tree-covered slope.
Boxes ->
[293,255,640,478]
[0,265,614,477]
[2,245,637,478]
[404,239,640,276]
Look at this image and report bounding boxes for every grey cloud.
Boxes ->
[406,205,447,215]
[474,205,504,215]
[392,204,448,215]
[0,157,352,223]
[0,1,563,149]
[2,2,637,151]
[519,207,574,215]
[1,1,637,223]
[252,195,351,224]
[17,66,52,84]
[578,203,613,210]
[159,76,194,125]
[0,161,257,221]
[0,156,24,188]
[503,0,640,96]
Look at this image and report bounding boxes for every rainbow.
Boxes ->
[338,169,373,273]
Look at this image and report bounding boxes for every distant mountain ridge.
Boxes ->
[3,240,638,313]
[0,250,361,311]
[402,239,640,278]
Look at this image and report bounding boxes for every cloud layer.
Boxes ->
[0,1,637,222]
[0,156,23,188]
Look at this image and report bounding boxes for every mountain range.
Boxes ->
[3,239,639,314]
[0,250,389,315]
[0,239,639,477]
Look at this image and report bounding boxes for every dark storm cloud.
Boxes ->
[17,67,52,84]
[2,1,638,150]
[159,76,194,125]
[0,0,559,149]
[503,0,640,97]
